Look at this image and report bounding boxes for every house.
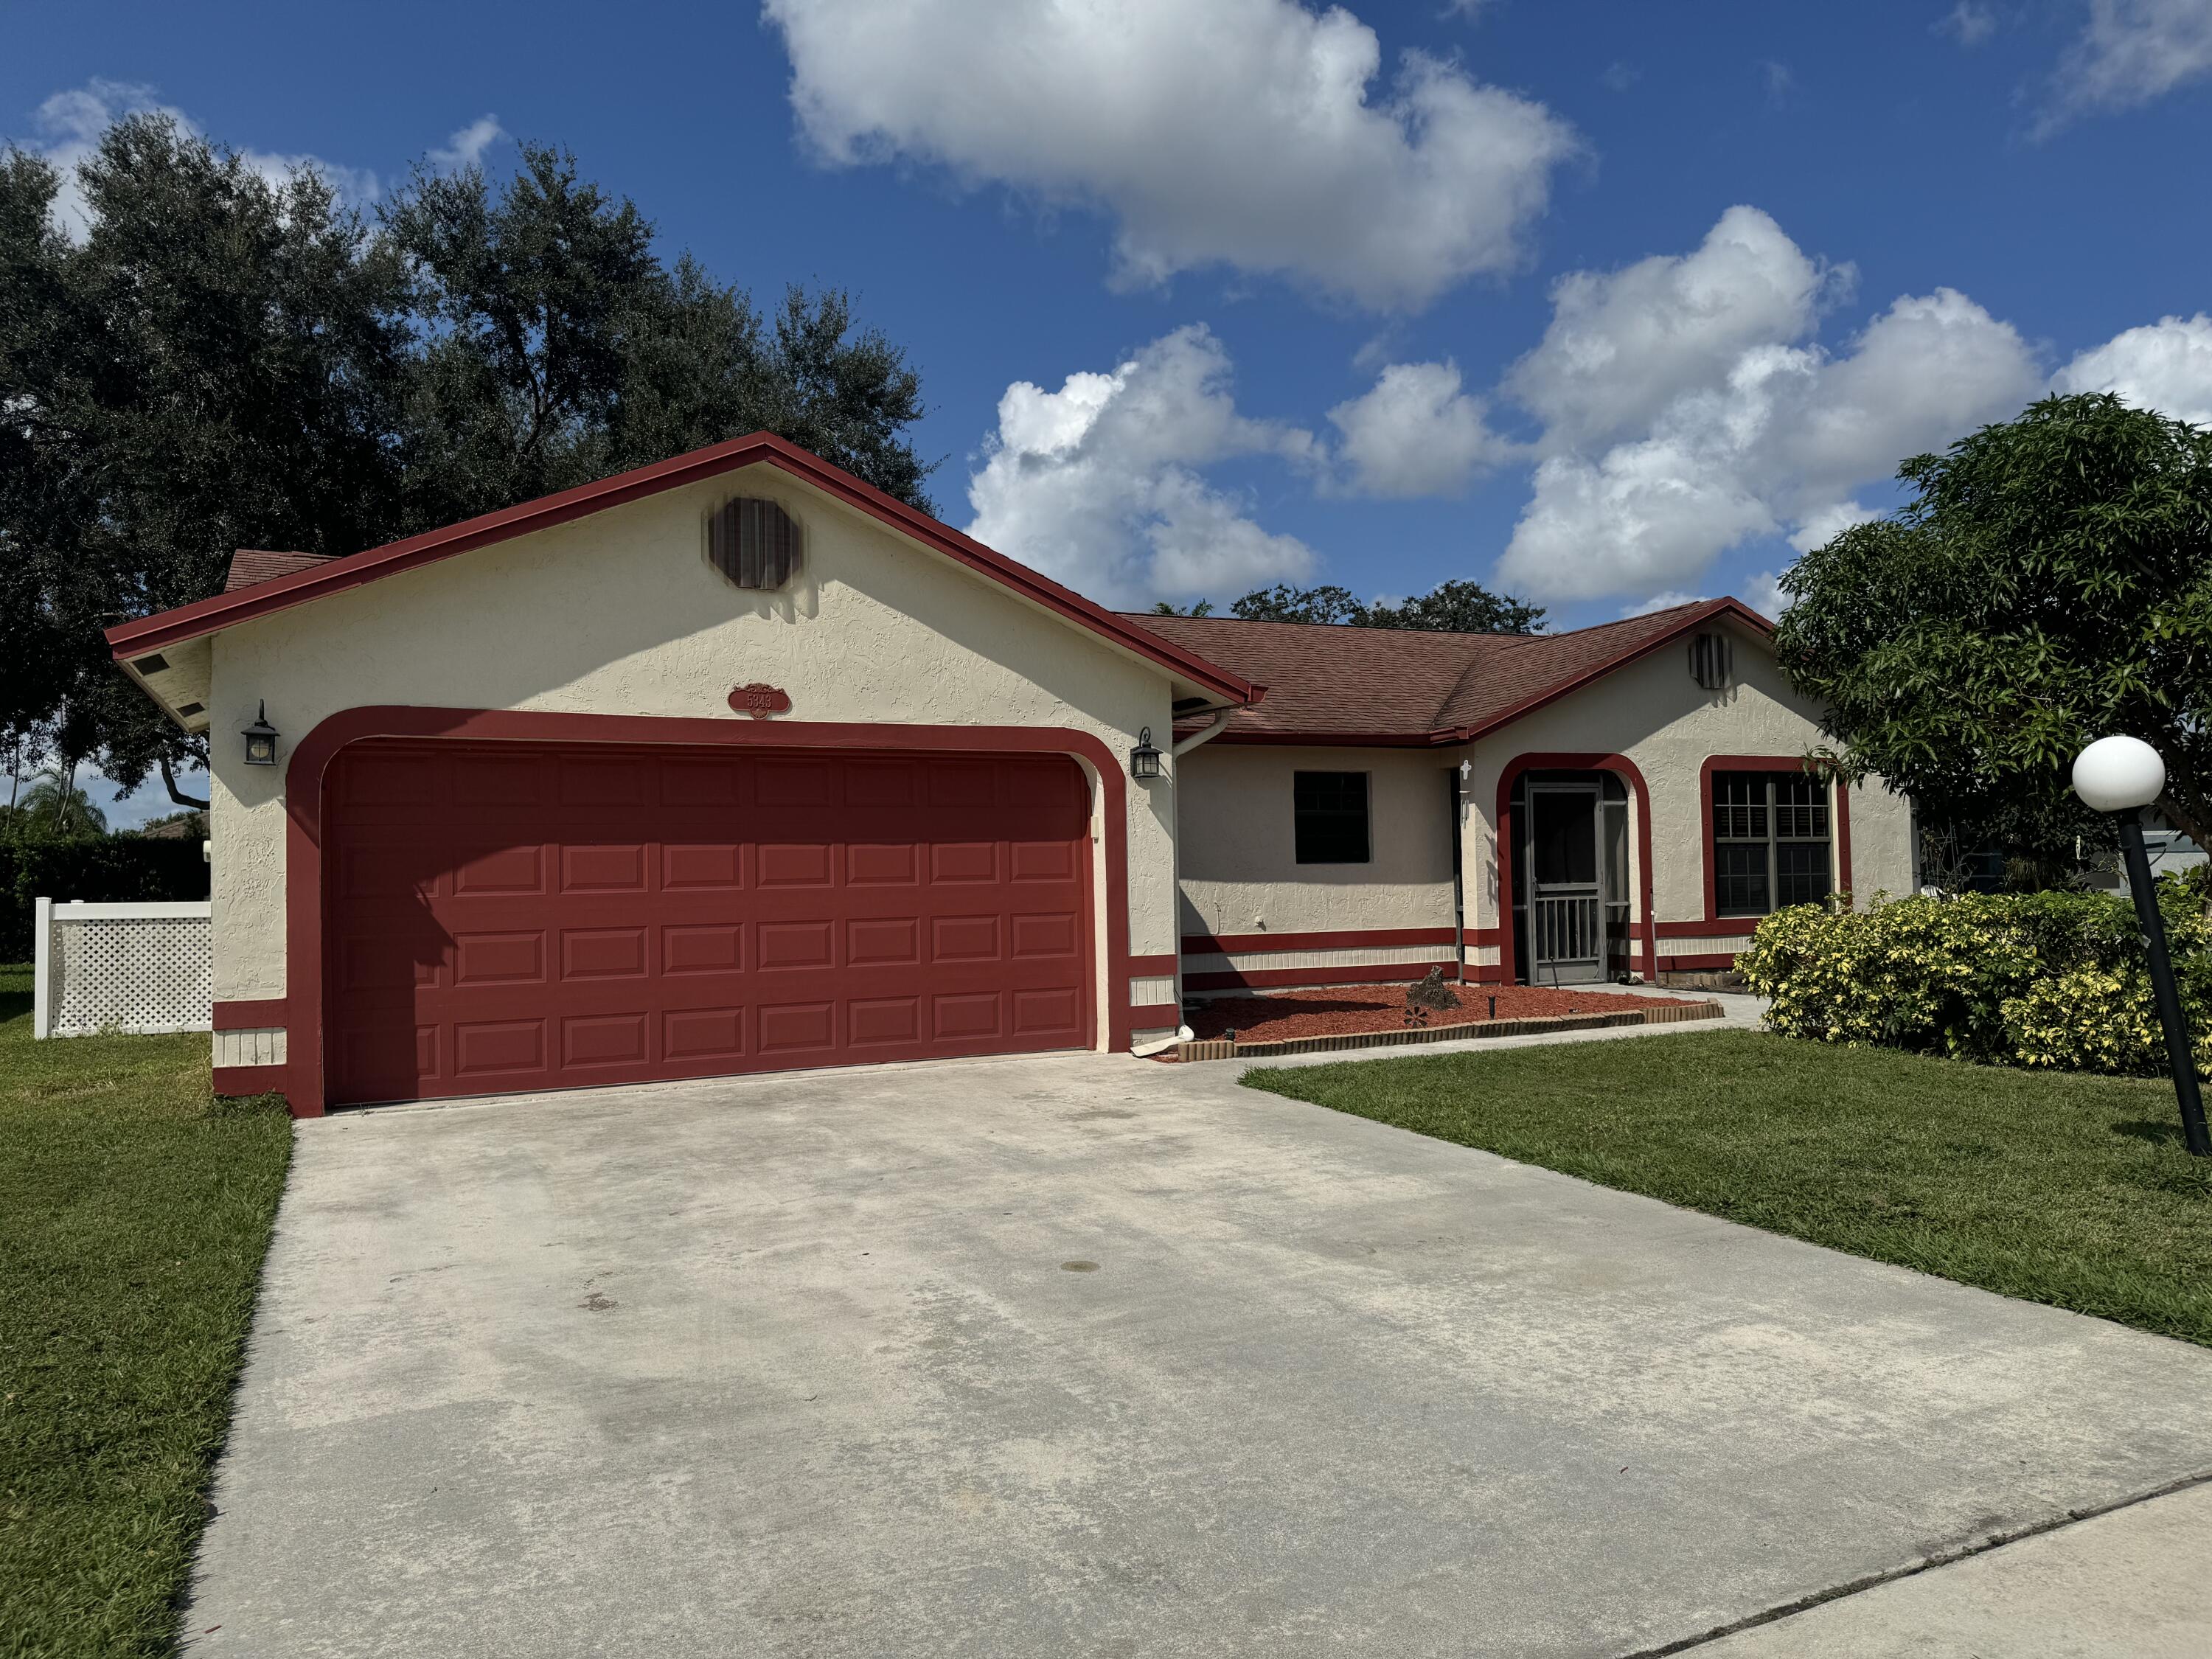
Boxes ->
[105,434,1913,1117]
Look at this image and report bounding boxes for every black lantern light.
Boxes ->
[242,701,279,768]
[1130,726,1164,781]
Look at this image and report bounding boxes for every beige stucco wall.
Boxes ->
[1460,618,1915,936]
[204,462,1181,1046]
[1174,743,1458,939]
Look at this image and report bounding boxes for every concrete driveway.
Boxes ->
[187,1043,2212,1657]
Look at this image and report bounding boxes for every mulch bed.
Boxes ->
[1184,983,1690,1044]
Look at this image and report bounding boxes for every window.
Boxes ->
[1713,771,1832,916]
[1295,771,1370,864]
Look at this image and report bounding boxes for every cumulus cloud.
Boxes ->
[1787,499,1879,554]
[964,325,1318,607]
[1324,361,1511,496]
[1623,589,1706,617]
[1506,206,1841,451]
[20,79,380,240]
[1492,210,2041,602]
[2054,313,2212,425]
[2045,0,2212,127]
[761,0,1577,311]
[428,114,507,173]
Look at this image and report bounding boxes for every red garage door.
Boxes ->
[324,740,1093,1106]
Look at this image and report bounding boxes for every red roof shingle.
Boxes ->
[1125,599,1772,743]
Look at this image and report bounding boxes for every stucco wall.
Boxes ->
[1174,743,1457,939]
[204,463,1179,1046]
[1461,619,1914,934]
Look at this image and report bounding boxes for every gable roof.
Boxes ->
[226,549,337,591]
[1126,597,1775,745]
[106,434,1262,706]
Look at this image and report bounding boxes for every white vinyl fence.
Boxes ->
[32,898,213,1039]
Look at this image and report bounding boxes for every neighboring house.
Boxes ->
[105,434,1912,1117]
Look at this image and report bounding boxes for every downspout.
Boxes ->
[1130,709,1237,1058]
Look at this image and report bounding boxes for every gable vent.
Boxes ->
[1688,631,1732,692]
[175,702,205,718]
[134,653,170,676]
[707,498,799,590]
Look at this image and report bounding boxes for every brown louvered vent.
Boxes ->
[707,498,799,590]
[1688,631,1733,691]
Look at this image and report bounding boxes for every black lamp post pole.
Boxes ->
[2115,813,2211,1158]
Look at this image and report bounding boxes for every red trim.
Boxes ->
[1128,953,1179,977]
[105,433,1260,707]
[279,708,1134,1119]
[213,998,288,1031]
[1185,961,1450,993]
[1129,1002,1182,1029]
[213,1063,288,1098]
[1181,925,1458,955]
[1655,953,1744,972]
[1493,754,1657,988]
[1209,730,1455,748]
[1697,755,1853,924]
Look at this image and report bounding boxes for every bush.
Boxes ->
[1739,886,2212,1077]
[1,838,212,960]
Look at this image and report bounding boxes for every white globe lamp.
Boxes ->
[2071,734,2206,1155]
[2070,734,2166,813]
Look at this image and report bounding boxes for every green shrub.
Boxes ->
[1,838,211,959]
[1739,886,2212,1077]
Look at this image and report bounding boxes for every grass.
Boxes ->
[1246,1029,2212,1348]
[0,965,291,1659]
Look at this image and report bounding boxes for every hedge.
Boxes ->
[1737,885,2212,1077]
[2,838,211,961]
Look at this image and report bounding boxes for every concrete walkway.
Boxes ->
[186,1041,2212,1657]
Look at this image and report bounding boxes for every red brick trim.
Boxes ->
[280,707,1134,1118]
[213,998,288,1030]
[1494,754,1657,987]
[1655,952,1744,972]
[1129,1001,1182,1029]
[1653,919,1761,939]
[213,1063,288,1098]
[1128,953,1179,977]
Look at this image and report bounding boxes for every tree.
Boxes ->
[15,762,106,838]
[1777,393,2212,872]
[1149,599,1214,616]
[1227,579,1544,633]
[1,116,412,810]
[385,147,935,523]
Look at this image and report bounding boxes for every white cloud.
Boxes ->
[1787,499,1879,553]
[1936,2,1997,46]
[1742,569,1792,619]
[1324,361,1510,497]
[1494,211,2041,603]
[2054,313,2212,425]
[761,0,1577,311]
[21,79,380,240]
[1506,206,1841,451]
[964,325,1317,607]
[2047,0,2212,126]
[429,115,507,173]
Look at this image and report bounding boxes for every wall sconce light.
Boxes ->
[1130,726,1164,781]
[242,702,279,767]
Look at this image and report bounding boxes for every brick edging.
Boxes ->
[1175,999,1725,1063]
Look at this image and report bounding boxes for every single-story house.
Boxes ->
[106,434,1913,1116]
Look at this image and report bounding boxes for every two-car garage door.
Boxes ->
[324,740,1094,1106]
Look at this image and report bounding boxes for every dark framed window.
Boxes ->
[1295,771,1370,864]
[1713,771,1832,916]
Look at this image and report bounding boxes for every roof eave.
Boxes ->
[102,433,1262,709]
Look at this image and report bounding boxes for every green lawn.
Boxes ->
[1246,1029,2212,1348]
[0,965,291,1659]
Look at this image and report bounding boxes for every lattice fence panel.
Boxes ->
[36,901,213,1037]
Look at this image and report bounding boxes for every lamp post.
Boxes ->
[2072,736,2210,1158]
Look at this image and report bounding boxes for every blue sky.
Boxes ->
[11,0,2212,823]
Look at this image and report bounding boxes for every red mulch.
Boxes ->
[1183,983,1686,1044]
